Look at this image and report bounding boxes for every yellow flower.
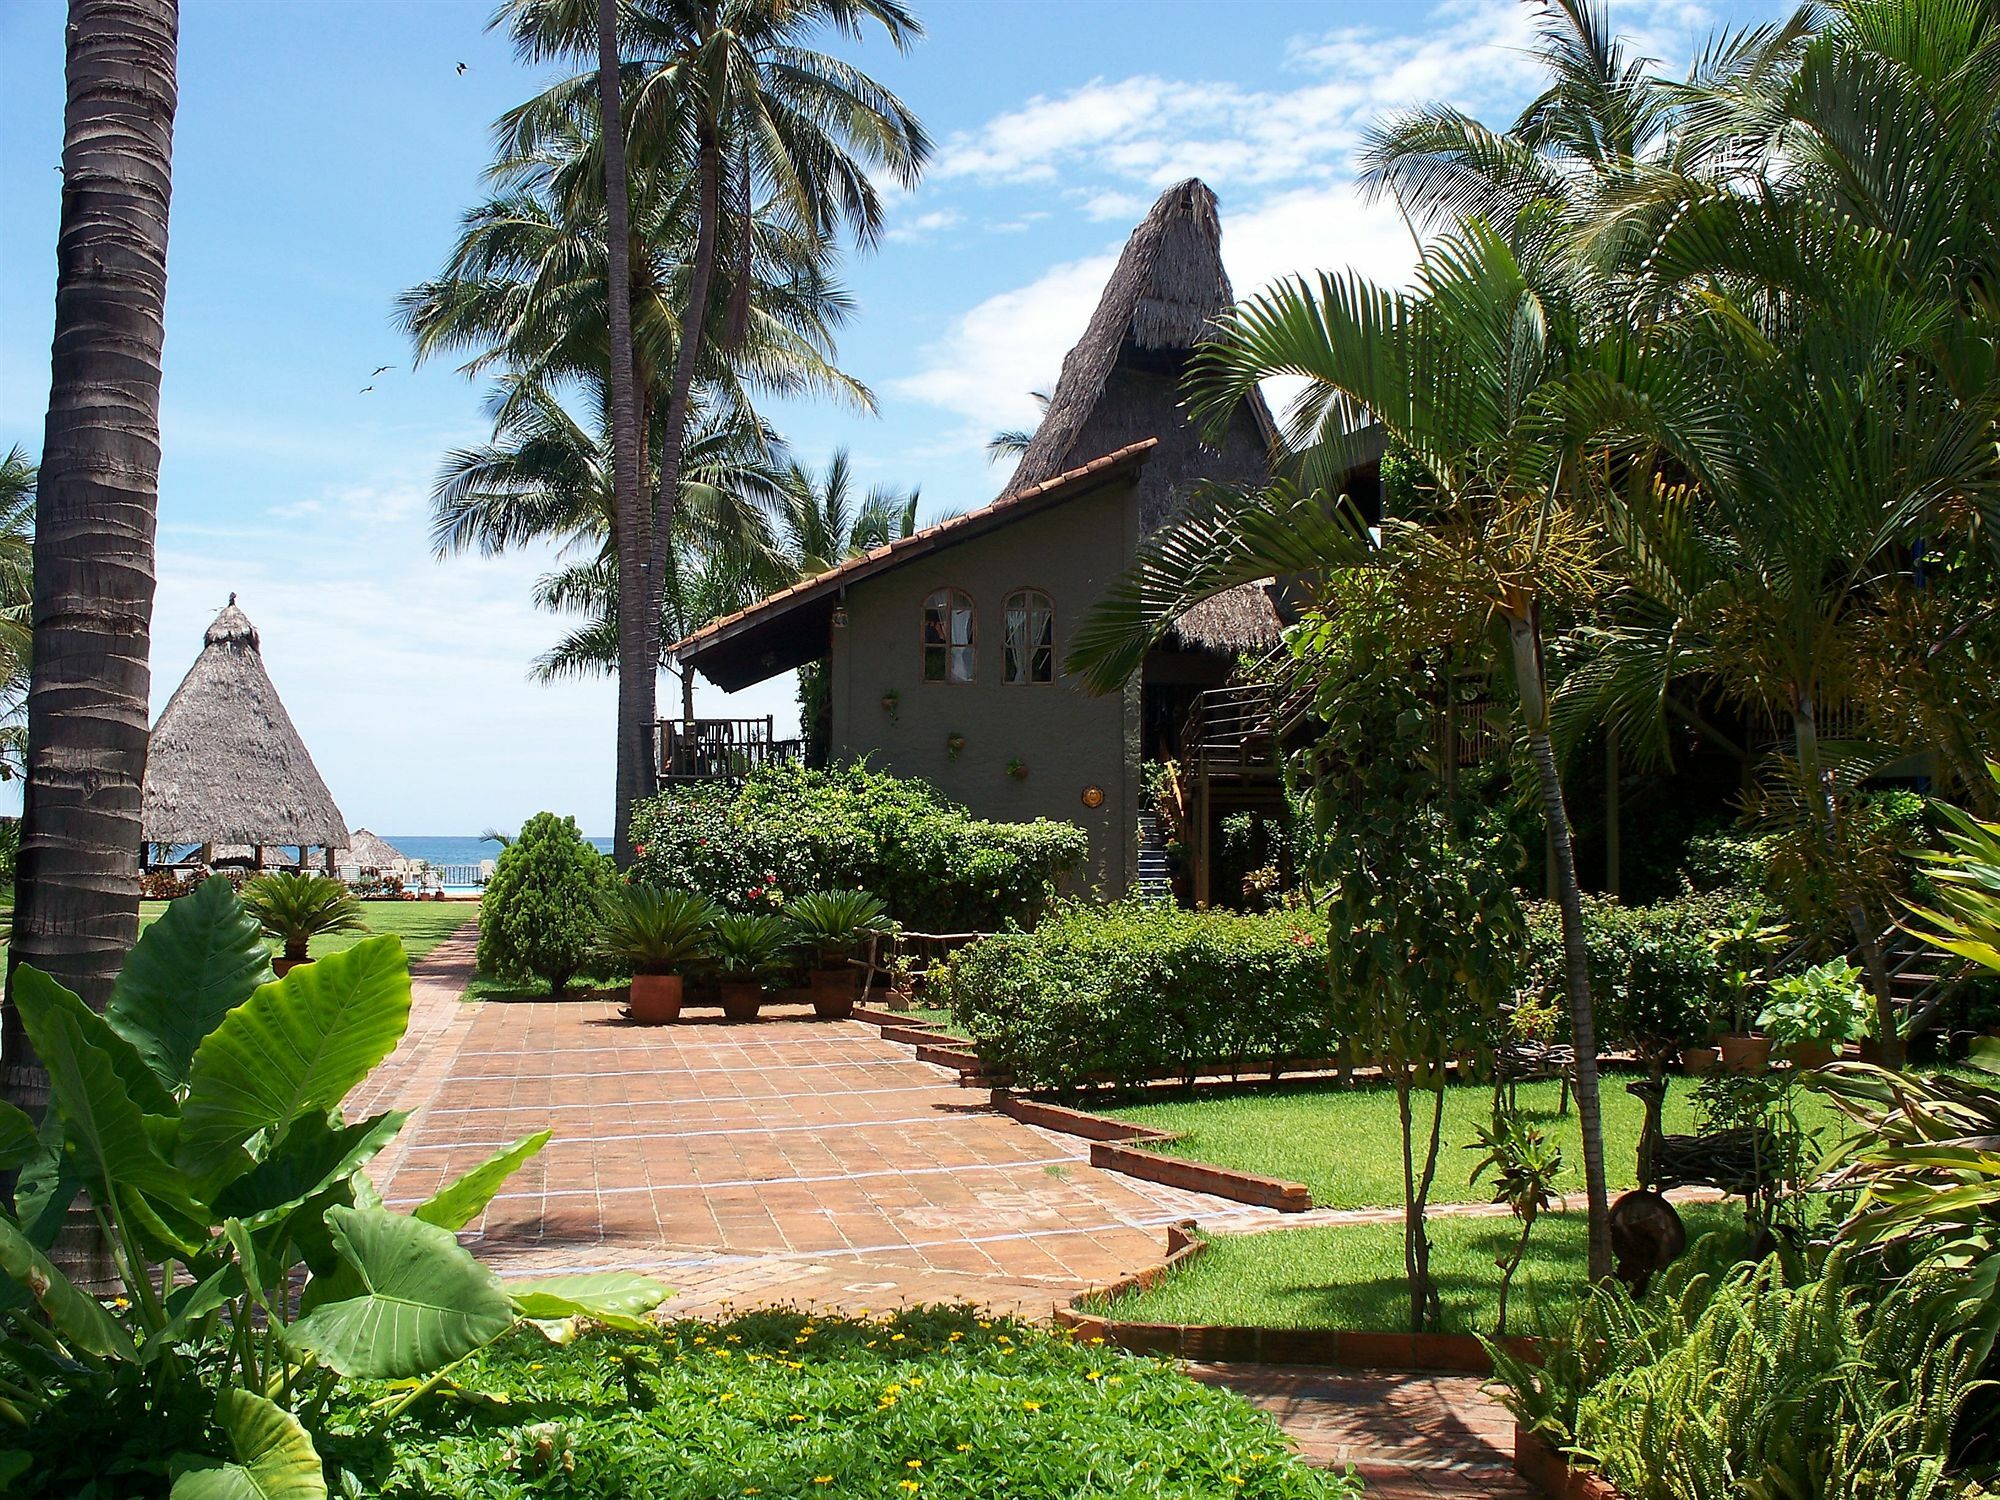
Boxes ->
[1085,1371,1101,1381]
[813,1479,832,1487]
[947,1332,963,1343]
[899,1483,919,1494]
[906,1460,922,1470]
[1225,1477,1244,1487]
[955,1444,973,1453]
[1089,1337,1105,1346]
[1022,1401,1041,1412]
[718,1392,735,1402]
[890,1333,905,1342]
[790,1414,807,1423]
[529,1363,544,1371]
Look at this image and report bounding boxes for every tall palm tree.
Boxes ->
[1067,224,1706,1283]
[5,0,178,1124]
[0,450,37,782]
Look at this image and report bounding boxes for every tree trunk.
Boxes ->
[1508,609,1612,1284]
[4,0,178,1117]
[596,0,651,867]
[1792,693,1901,1066]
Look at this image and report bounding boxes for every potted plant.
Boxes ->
[785,889,894,1019]
[945,732,967,761]
[884,948,917,1011]
[1707,907,1790,1073]
[709,912,791,1021]
[241,871,366,975]
[597,885,721,1024]
[1757,958,1867,1070]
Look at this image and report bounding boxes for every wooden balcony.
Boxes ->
[654,717,804,786]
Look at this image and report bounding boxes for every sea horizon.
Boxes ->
[384,834,613,866]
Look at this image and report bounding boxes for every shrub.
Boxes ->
[627,762,1088,931]
[478,811,614,994]
[941,901,1339,1090]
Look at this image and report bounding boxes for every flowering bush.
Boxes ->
[627,764,1087,931]
[941,901,1340,1089]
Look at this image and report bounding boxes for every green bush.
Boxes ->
[478,811,614,994]
[1521,893,1754,1053]
[628,763,1088,931]
[942,901,1339,1090]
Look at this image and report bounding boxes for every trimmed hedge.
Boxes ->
[627,763,1087,932]
[478,811,614,994]
[941,902,1339,1090]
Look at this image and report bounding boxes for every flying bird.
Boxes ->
[369,364,393,377]
[358,384,375,395]
[456,61,468,74]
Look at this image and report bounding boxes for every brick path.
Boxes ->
[366,929,1535,1497]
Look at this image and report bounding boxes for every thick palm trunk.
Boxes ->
[596,0,651,867]
[1792,693,1900,1066]
[1508,610,1612,1284]
[3,0,178,1124]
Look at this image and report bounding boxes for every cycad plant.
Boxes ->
[597,883,721,974]
[785,888,894,968]
[240,869,367,966]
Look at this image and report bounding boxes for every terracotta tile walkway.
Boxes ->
[366,928,1536,1497]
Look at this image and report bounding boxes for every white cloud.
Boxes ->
[885,207,964,243]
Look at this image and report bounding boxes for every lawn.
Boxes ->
[136,897,476,963]
[1092,1071,1848,1210]
[323,1308,1356,1499]
[1094,1203,1753,1335]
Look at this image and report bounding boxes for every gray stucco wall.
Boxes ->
[828,476,1141,897]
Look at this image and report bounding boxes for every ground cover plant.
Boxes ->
[325,1307,1356,1499]
[628,763,1087,931]
[942,901,1338,1089]
[1095,1205,1748,1334]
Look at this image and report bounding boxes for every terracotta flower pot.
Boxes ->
[1719,1034,1772,1073]
[720,980,763,1022]
[272,956,309,978]
[628,972,683,1025]
[809,966,857,1020]
[1682,1045,1720,1077]
[1784,1039,1836,1070]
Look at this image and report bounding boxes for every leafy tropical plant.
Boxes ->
[1468,1108,1563,1337]
[707,911,792,979]
[784,888,892,967]
[477,812,615,995]
[241,870,368,963]
[0,876,666,1498]
[596,884,720,974]
[1758,959,1868,1048]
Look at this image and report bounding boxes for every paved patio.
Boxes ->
[362,927,1536,1497]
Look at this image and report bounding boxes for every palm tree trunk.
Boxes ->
[1791,693,1901,1066]
[5,0,178,1110]
[1508,610,1612,1284]
[595,0,651,867]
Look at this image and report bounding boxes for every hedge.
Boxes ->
[941,902,1340,1090]
[627,763,1088,932]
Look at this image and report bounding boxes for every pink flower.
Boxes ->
[634,843,647,856]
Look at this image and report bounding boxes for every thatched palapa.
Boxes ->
[339,828,408,871]
[143,598,350,852]
[1167,580,1283,653]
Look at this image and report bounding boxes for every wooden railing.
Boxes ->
[655,717,803,785]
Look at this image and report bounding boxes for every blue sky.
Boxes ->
[0,0,1767,836]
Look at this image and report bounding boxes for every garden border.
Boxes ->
[1513,1429,1630,1500]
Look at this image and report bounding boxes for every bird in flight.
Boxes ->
[359,384,375,395]
[369,364,393,377]
[456,61,468,74]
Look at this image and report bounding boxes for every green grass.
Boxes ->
[134,897,475,963]
[323,1308,1356,1499]
[1091,1071,1846,1210]
[1095,1204,1753,1334]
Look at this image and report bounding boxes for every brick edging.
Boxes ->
[1514,1429,1628,1499]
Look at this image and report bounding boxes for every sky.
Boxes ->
[0,0,1772,836]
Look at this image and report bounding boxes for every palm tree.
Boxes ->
[5,0,177,1127]
[985,390,1051,465]
[0,450,37,782]
[1066,224,1702,1284]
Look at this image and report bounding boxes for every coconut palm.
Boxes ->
[0,449,38,783]
[770,448,920,577]
[6,0,177,1121]
[985,390,1052,465]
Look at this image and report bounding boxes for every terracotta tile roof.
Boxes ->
[668,438,1158,661]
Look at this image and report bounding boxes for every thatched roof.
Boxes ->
[1003,179,1279,520]
[143,598,350,849]
[339,828,407,869]
[1166,581,1283,653]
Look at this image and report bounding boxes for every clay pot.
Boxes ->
[272,956,309,978]
[809,966,857,1020]
[1682,1044,1720,1077]
[1785,1039,1836,1071]
[1719,1034,1772,1073]
[720,980,763,1022]
[628,972,683,1025]
[1854,1038,1889,1065]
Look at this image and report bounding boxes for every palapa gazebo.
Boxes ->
[143,596,350,870]
[338,828,408,873]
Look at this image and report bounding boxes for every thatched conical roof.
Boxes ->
[339,828,407,869]
[143,597,350,849]
[1002,179,1279,530]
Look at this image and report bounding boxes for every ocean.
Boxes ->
[385,835,614,865]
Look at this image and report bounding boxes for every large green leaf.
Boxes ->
[12,1114,80,1251]
[413,1129,549,1231]
[0,1102,35,1171]
[0,1215,136,1361]
[111,874,275,1092]
[13,966,174,1116]
[170,1389,326,1500]
[284,1206,513,1378]
[214,1109,406,1226]
[178,938,411,1176]
[505,1272,669,1330]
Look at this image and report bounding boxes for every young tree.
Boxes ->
[5,0,179,1119]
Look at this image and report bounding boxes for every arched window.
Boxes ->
[1004,589,1054,684]
[921,588,975,682]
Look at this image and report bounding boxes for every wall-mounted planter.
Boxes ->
[1006,757,1029,781]
[946,732,967,761]
[880,690,900,722]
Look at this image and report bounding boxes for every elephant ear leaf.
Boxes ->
[413,1130,549,1230]
[213,1109,407,1226]
[13,966,174,1117]
[285,1206,513,1379]
[505,1272,669,1331]
[0,1216,137,1361]
[178,937,411,1176]
[170,1388,326,1500]
[111,875,275,1092]
[0,1101,36,1172]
